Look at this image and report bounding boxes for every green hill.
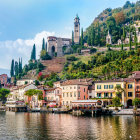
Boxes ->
[84,1,140,46]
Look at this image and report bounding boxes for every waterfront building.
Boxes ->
[43,87,62,107]
[95,78,135,108]
[88,84,96,99]
[132,71,140,98]
[60,79,93,109]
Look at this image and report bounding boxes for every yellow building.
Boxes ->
[95,78,135,108]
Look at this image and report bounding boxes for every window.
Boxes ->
[70,87,72,89]
[70,92,72,97]
[128,84,132,89]
[63,93,65,97]
[84,95,85,99]
[97,85,101,89]
[78,92,80,97]
[97,93,101,98]
[104,85,108,89]
[109,85,113,89]
[63,87,64,90]
[74,92,76,97]
[74,86,76,89]
[67,93,69,97]
[110,93,112,97]
[84,88,86,92]
[104,93,108,98]
[136,86,140,89]
[128,92,133,97]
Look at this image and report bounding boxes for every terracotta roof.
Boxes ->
[95,79,124,83]
[61,78,93,86]
[132,71,140,74]
[124,78,134,82]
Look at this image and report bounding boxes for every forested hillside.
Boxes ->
[84,1,140,46]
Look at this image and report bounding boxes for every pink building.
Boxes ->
[0,74,8,86]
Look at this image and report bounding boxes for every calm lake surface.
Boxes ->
[0,112,140,140]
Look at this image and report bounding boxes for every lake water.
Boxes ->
[0,112,140,140]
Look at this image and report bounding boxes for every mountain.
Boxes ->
[0,68,10,76]
[84,1,140,46]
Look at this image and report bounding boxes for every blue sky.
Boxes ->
[0,0,138,71]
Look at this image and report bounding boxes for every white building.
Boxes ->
[16,79,35,86]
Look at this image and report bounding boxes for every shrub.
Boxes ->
[66,56,78,61]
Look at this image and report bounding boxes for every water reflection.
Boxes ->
[0,112,140,140]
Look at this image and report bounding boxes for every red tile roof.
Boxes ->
[61,78,93,86]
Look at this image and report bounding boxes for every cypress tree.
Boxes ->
[129,31,132,50]
[10,59,14,77]
[21,58,22,72]
[46,42,47,51]
[31,44,36,60]
[91,27,95,46]
[15,61,19,76]
[121,42,123,51]
[87,35,91,46]
[19,58,21,74]
[97,23,100,46]
[123,26,126,42]
[80,28,84,45]
[42,38,45,50]
[134,30,138,50]
[72,31,74,45]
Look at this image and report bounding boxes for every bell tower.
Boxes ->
[74,14,80,44]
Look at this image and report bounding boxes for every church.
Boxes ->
[46,15,80,57]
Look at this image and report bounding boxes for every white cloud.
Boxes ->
[0,31,55,69]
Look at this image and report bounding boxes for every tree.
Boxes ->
[122,26,126,42]
[42,38,45,50]
[112,96,121,107]
[134,30,138,50]
[87,35,91,46]
[40,50,51,60]
[24,89,43,106]
[97,23,101,46]
[10,59,14,77]
[31,44,36,60]
[121,42,123,51]
[0,88,10,102]
[129,31,132,50]
[115,85,125,99]
[72,31,74,45]
[80,28,84,45]
[14,61,19,76]
[18,58,22,74]
[114,11,125,25]
[133,98,140,108]
[91,27,95,46]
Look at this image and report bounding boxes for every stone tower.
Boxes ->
[74,14,80,44]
